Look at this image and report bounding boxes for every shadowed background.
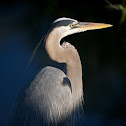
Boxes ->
[0,0,126,126]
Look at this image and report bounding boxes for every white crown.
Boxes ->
[53,17,77,24]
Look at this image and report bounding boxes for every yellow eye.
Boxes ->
[70,24,74,28]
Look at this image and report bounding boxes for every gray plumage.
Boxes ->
[7,67,76,126]
[7,67,84,126]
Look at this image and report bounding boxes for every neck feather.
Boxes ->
[45,29,83,106]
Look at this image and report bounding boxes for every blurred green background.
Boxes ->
[0,0,126,126]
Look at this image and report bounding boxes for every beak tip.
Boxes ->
[109,24,113,27]
[101,23,113,28]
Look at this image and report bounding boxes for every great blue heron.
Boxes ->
[7,17,112,126]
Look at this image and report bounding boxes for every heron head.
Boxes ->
[48,17,112,39]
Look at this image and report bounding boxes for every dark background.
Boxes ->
[0,0,126,126]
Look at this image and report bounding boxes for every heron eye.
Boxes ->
[70,24,74,28]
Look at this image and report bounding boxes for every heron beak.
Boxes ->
[76,22,112,32]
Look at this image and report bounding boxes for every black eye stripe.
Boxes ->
[53,20,74,27]
[48,20,76,33]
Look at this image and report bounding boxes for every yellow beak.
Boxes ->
[77,22,112,32]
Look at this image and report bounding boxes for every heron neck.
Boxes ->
[66,52,83,106]
[45,29,65,63]
[45,29,83,106]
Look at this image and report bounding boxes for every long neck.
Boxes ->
[45,29,83,106]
